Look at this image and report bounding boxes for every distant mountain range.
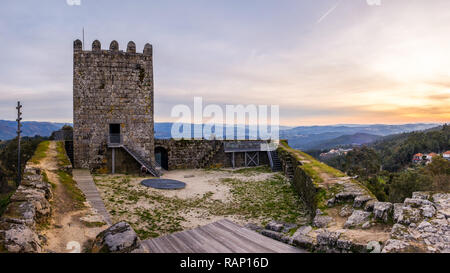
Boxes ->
[0,120,443,151]
[281,123,442,150]
[307,133,383,150]
[0,120,69,140]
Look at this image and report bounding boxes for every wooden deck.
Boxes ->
[142,219,306,253]
[73,169,112,225]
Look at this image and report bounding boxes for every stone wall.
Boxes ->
[0,163,53,253]
[154,139,270,170]
[73,39,155,171]
[277,143,321,217]
[105,148,141,174]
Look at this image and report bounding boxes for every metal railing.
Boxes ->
[108,134,123,147]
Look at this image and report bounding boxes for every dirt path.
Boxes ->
[34,141,107,253]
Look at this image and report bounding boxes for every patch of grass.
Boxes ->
[0,192,13,216]
[279,141,346,185]
[56,141,71,167]
[231,166,272,175]
[214,174,308,224]
[83,221,106,228]
[57,170,86,209]
[42,171,56,189]
[30,141,50,165]
[204,164,225,171]
[94,172,309,240]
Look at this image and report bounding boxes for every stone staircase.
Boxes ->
[269,150,283,172]
[122,145,161,177]
[199,142,223,168]
[284,156,295,180]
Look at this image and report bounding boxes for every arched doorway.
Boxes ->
[155,147,169,170]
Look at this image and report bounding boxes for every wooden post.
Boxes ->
[232,152,235,169]
[16,101,22,187]
[112,148,115,174]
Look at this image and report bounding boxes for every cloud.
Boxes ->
[0,0,450,126]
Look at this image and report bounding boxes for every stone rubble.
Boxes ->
[256,191,450,253]
[382,192,450,253]
[0,164,53,253]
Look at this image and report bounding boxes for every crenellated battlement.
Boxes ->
[73,39,152,56]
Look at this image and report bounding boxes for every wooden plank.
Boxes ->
[203,222,267,253]
[72,169,112,225]
[213,220,285,253]
[142,219,306,253]
[218,220,305,253]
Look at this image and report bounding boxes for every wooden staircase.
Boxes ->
[121,145,161,177]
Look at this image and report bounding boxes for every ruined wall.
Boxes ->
[154,139,269,170]
[73,40,155,171]
[0,163,53,253]
[277,145,320,216]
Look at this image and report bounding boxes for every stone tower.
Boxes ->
[73,39,155,172]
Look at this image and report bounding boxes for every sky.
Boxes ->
[0,0,449,126]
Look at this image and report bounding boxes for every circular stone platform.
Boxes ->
[141,179,186,190]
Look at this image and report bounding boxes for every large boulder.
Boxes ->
[404,198,434,208]
[412,192,430,200]
[316,231,341,251]
[373,202,393,222]
[1,201,36,227]
[339,205,354,217]
[0,221,42,253]
[91,222,148,253]
[432,193,450,210]
[10,186,51,219]
[261,229,290,244]
[313,215,333,228]
[382,239,411,253]
[344,210,372,228]
[394,206,422,225]
[353,195,374,209]
[291,234,314,250]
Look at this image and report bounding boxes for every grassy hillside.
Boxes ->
[308,133,382,150]
[372,125,449,172]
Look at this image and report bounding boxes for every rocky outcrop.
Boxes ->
[91,222,148,253]
[344,210,371,228]
[313,215,334,228]
[373,202,393,223]
[0,221,42,253]
[0,164,53,253]
[252,221,376,253]
[256,192,450,253]
[382,192,450,253]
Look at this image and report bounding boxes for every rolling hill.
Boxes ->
[0,120,68,140]
[308,133,383,150]
[280,123,441,150]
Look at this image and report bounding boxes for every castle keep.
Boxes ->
[73,39,157,174]
[73,39,276,175]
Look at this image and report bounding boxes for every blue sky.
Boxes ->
[0,0,449,125]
